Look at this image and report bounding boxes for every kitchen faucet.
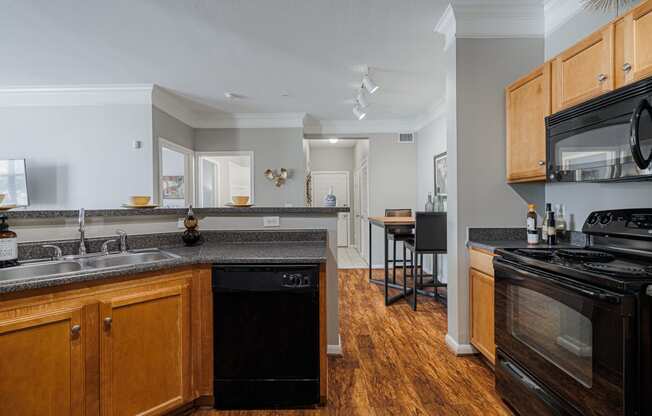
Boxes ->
[78,208,87,256]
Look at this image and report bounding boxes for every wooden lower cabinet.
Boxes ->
[469,265,496,365]
[0,266,213,416]
[99,280,191,416]
[0,303,86,416]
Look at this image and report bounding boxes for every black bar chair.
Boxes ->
[385,209,414,285]
[404,212,447,311]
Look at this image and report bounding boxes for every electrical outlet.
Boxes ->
[263,216,280,227]
[177,218,185,229]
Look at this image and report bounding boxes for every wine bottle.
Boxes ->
[527,204,538,245]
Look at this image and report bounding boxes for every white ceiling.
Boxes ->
[0,0,451,122]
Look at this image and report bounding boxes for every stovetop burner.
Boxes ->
[514,248,556,259]
[583,262,652,278]
[555,249,615,262]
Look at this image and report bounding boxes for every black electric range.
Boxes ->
[493,209,652,416]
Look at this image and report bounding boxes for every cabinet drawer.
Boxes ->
[469,248,495,276]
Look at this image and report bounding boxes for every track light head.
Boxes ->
[353,104,367,120]
[362,74,379,94]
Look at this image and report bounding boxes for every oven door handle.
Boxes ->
[500,358,570,416]
[494,259,622,304]
[630,98,652,170]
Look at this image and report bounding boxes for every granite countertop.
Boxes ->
[466,227,586,253]
[0,238,327,295]
[5,206,349,219]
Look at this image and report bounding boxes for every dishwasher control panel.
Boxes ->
[282,273,313,288]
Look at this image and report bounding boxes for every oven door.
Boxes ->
[494,258,637,416]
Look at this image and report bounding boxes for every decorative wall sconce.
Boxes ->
[264,168,288,187]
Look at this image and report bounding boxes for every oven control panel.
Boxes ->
[584,209,652,238]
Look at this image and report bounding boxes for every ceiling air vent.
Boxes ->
[399,133,414,144]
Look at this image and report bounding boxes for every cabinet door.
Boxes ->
[100,282,191,416]
[470,269,495,365]
[506,63,550,182]
[552,25,614,112]
[618,2,652,86]
[0,306,85,415]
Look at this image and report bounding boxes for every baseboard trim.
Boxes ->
[445,334,477,355]
[327,336,343,356]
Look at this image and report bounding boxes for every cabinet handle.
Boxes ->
[622,63,632,72]
[538,160,545,166]
[597,73,608,82]
[70,324,81,336]
[103,316,112,329]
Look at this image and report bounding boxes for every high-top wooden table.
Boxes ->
[368,216,415,305]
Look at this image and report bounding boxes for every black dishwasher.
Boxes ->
[212,264,320,409]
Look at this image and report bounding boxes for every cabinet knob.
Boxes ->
[103,317,112,329]
[70,324,81,336]
[538,160,545,166]
[622,63,632,72]
[597,73,608,82]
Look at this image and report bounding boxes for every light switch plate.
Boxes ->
[263,216,280,227]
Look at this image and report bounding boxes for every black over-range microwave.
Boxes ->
[546,77,652,182]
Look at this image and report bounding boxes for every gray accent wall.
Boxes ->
[447,37,545,348]
[545,1,651,230]
[194,128,306,207]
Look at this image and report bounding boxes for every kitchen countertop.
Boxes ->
[467,239,580,253]
[0,240,327,295]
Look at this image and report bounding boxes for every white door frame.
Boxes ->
[311,170,351,247]
[355,159,369,258]
[158,137,195,207]
[195,151,255,207]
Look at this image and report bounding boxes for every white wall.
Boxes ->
[415,115,447,280]
[447,37,545,350]
[545,0,651,230]
[1,104,154,209]
[368,134,417,266]
[194,128,306,207]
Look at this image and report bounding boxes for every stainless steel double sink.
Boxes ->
[0,249,179,283]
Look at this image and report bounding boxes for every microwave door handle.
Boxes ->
[495,260,622,304]
[630,98,652,170]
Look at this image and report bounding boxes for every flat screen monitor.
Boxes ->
[0,159,29,207]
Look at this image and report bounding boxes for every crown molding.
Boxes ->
[544,0,583,36]
[434,2,544,48]
[151,86,199,127]
[0,84,154,107]
[194,112,307,129]
[303,118,414,135]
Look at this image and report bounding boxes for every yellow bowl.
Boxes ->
[129,195,151,206]
[0,194,4,204]
[232,196,250,206]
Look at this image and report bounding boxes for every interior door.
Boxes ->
[99,281,191,416]
[311,171,350,247]
[353,171,361,251]
[0,305,85,416]
[359,162,369,259]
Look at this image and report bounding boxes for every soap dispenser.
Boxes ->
[0,215,18,268]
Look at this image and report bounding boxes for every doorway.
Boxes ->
[311,171,350,247]
[158,138,194,208]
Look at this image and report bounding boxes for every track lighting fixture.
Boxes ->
[362,74,379,94]
[356,91,368,108]
[353,104,367,120]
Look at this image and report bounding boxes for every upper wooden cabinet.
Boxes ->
[99,280,192,416]
[552,25,615,112]
[506,62,551,182]
[0,303,86,416]
[615,2,652,88]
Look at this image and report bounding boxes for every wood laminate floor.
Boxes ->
[196,269,511,416]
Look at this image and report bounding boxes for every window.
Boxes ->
[196,152,254,207]
[158,138,194,208]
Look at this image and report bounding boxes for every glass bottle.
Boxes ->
[425,192,434,212]
[541,203,551,242]
[527,204,538,245]
[0,215,18,268]
[555,204,567,239]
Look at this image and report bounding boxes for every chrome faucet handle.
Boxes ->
[42,244,63,260]
[116,229,128,253]
[78,208,85,231]
[100,239,118,255]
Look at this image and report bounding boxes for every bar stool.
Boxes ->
[404,212,447,311]
[385,208,414,284]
